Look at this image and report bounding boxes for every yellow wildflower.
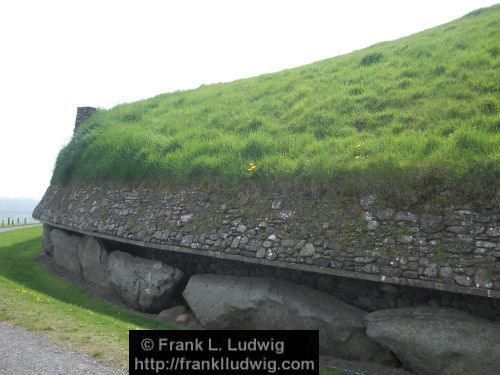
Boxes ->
[356,144,361,148]
[247,162,257,172]
[354,155,361,160]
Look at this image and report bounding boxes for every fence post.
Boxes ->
[7,218,10,226]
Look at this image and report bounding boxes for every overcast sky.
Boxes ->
[0,0,497,200]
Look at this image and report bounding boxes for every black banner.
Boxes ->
[130,330,319,374]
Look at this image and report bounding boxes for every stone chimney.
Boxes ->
[74,106,97,133]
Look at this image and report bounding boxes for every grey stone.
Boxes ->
[231,236,241,248]
[375,208,395,221]
[394,212,418,223]
[454,275,473,287]
[398,235,414,244]
[439,266,453,279]
[367,220,379,231]
[78,236,110,289]
[183,274,390,361]
[474,247,489,255]
[414,237,426,246]
[420,214,443,233]
[107,251,184,313]
[423,263,438,278]
[486,227,500,237]
[444,243,472,254]
[181,235,194,247]
[366,307,500,375]
[180,213,194,223]
[49,229,83,275]
[323,240,341,250]
[380,266,401,277]
[447,226,466,234]
[158,305,187,322]
[277,210,294,220]
[300,243,315,257]
[360,195,376,209]
[262,240,272,248]
[267,234,277,241]
[266,248,277,260]
[362,264,380,274]
[363,211,375,222]
[401,270,418,279]
[236,224,247,233]
[354,257,376,264]
[246,240,262,252]
[475,240,496,248]
[256,248,266,259]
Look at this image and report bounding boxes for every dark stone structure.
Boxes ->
[33,184,500,301]
[74,106,97,133]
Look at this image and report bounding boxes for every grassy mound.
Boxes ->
[53,5,499,198]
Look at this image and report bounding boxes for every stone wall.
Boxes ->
[99,235,500,320]
[74,106,97,133]
[33,184,500,299]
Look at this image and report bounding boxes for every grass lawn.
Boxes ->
[52,5,499,198]
[0,227,344,374]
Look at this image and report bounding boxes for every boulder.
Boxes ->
[365,306,500,375]
[78,236,110,289]
[107,251,184,313]
[49,229,82,275]
[42,224,54,256]
[183,274,390,361]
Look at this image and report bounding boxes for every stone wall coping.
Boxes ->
[39,219,500,300]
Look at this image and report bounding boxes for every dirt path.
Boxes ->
[0,322,124,375]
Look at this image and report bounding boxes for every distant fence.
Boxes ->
[1,217,39,227]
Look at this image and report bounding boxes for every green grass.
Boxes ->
[52,5,500,198]
[0,228,347,373]
[0,227,176,369]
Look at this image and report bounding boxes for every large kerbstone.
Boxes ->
[183,274,390,361]
[365,306,500,375]
[107,251,184,313]
[49,228,82,275]
[78,236,110,289]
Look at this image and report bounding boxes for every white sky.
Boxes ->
[0,0,497,200]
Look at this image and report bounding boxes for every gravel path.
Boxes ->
[0,322,124,375]
[0,223,41,233]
